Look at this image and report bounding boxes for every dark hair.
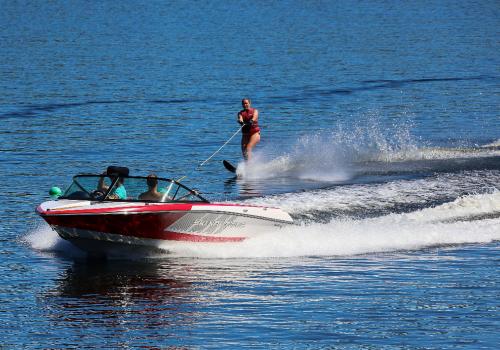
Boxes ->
[146,174,158,188]
[242,98,251,104]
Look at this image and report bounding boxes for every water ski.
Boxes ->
[223,160,237,173]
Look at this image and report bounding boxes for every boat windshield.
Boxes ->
[60,175,208,203]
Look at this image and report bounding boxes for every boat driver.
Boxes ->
[97,172,127,199]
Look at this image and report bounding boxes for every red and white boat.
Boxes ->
[36,167,293,256]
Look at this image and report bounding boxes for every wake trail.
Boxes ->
[165,191,500,258]
[232,119,499,182]
[25,191,500,259]
[241,170,500,220]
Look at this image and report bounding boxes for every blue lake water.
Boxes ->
[1,1,499,348]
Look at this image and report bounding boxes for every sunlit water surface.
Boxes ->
[1,1,499,348]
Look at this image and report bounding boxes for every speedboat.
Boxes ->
[36,166,293,256]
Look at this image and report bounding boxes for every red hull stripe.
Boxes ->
[44,212,246,242]
[44,212,184,240]
[39,203,194,215]
[37,202,280,216]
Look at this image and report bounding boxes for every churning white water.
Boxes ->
[25,190,500,259]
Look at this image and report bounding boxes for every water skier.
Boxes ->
[237,98,260,160]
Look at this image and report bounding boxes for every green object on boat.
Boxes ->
[49,186,62,198]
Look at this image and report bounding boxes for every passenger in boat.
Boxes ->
[238,98,260,160]
[138,174,163,201]
[110,178,127,199]
[97,172,127,199]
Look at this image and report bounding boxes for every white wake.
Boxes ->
[165,191,500,258]
[25,185,500,259]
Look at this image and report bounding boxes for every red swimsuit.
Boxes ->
[240,108,260,135]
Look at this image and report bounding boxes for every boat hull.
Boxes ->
[37,200,293,255]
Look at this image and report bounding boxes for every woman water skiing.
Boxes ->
[237,98,260,160]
